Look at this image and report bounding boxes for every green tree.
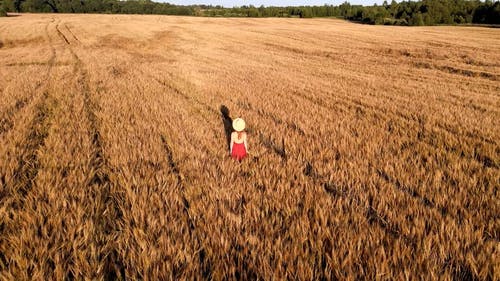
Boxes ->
[339,1,351,17]
[299,7,313,18]
[362,8,376,23]
[473,1,500,24]
[390,0,398,17]
[423,13,433,24]
[246,6,260,17]
[410,11,425,25]
[401,10,410,22]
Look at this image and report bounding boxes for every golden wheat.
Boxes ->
[0,13,498,280]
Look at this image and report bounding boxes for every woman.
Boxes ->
[230,118,248,161]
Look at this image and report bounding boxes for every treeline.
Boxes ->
[205,0,499,25]
[200,5,340,18]
[0,0,499,25]
[0,0,193,15]
[340,0,500,25]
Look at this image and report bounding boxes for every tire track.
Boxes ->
[376,165,499,243]
[0,18,58,273]
[403,119,498,170]
[55,22,70,45]
[0,91,56,273]
[376,169,438,209]
[306,169,417,248]
[64,23,80,43]
[59,21,126,279]
[160,134,213,278]
[376,135,499,240]
[78,56,126,281]
[0,19,57,272]
[7,91,55,199]
[303,168,418,279]
[0,17,57,195]
[303,162,480,280]
[255,130,287,161]
[291,84,497,219]
[0,19,57,138]
[289,85,497,149]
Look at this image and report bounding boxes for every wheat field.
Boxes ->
[0,13,499,280]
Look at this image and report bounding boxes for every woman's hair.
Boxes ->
[237,131,243,139]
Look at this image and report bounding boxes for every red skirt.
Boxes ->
[231,143,247,161]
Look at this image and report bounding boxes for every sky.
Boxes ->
[162,0,385,7]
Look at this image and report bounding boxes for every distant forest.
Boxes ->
[1,0,499,25]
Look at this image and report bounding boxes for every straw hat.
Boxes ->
[232,118,246,132]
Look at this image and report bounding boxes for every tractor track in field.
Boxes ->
[376,134,499,243]
[55,22,70,45]
[57,21,126,279]
[0,18,58,272]
[160,134,213,279]
[64,23,80,43]
[0,91,56,272]
[395,119,498,170]
[3,91,55,203]
[291,86,498,177]
[288,86,498,149]
[302,161,479,280]
[376,168,499,244]
[79,62,126,280]
[288,84,497,228]
[0,19,57,138]
[305,168,418,249]
[376,168,440,209]
[0,17,57,199]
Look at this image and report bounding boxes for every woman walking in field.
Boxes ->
[230,118,248,161]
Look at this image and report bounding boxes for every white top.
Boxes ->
[230,131,248,152]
